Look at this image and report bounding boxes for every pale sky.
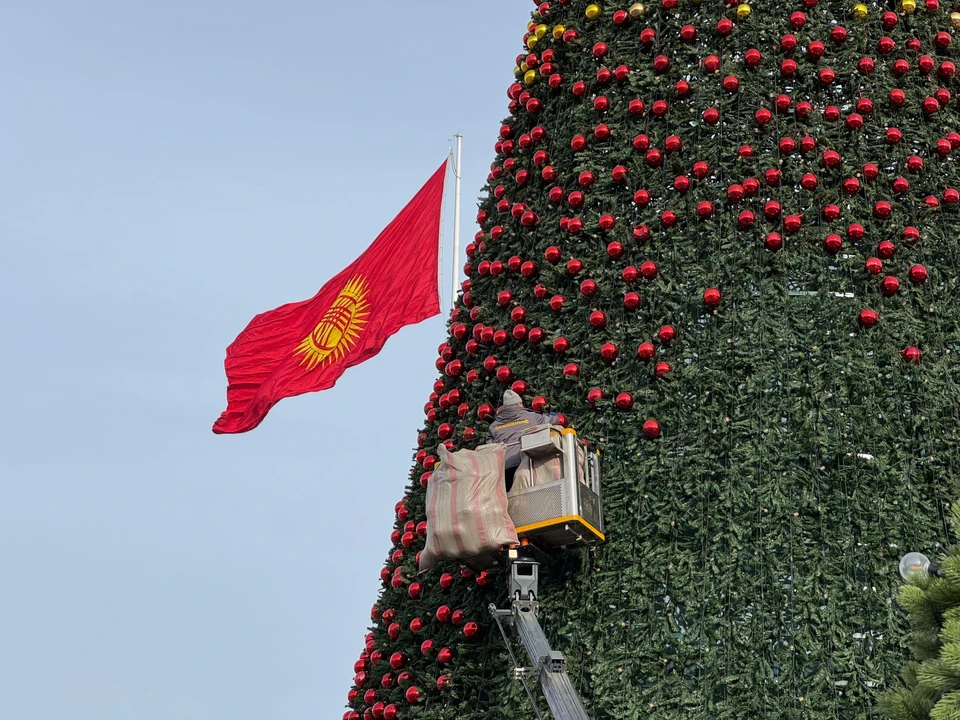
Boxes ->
[0,2,531,717]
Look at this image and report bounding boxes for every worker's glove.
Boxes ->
[548,412,559,423]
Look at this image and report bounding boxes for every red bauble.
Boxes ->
[643,419,662,439]
[389,652,406,670]
[901,347,922,365]
[589,310,607,329]
[562,363,580,379]
[877,241,896,259]
[824,234,842,253]
[405,686,422,705]
[553,337,570,354]
[658,325,676,343]
[909,265,928,284]
[637,342,655,361]
[655,362,672,378]
[722,75,740,93]
[615,392,634,411]
[587,388,604,406]
[600,343,619,361]
[624,291,641,309]
[408,582,423,599]
[880,276,900,296]
[463,622,480,639]
[640,261,658,279]
[580,279,598,297]
[703,288,721,307]
[858,309,879,328]
[549,295,565,312]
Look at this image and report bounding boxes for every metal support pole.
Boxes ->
[450,133,463,314]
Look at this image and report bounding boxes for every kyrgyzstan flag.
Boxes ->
[213,160,447,434]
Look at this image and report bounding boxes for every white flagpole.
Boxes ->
[451,134,463,314]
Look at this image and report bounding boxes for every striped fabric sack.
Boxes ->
[419,443,518,572]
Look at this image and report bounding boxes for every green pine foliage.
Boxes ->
[346,1,960,718]
[884,504,960,720]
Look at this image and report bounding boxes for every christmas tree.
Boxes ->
[883,504,960,719]
[346,1,960,718]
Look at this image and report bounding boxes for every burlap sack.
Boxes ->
[419,443,518,572]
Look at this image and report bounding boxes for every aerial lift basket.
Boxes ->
[507,427,604,549]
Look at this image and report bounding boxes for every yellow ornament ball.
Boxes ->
[553,24,566,39]
[514,66,523,77]
[526,34,538,49]
[629,2,646,17]
[951,11,960,27]
[737,3,751,19]
[901,0,916,13]
[585,4,602,20]
[852,3,868,19]
[524,69,537,86]
[535,24,548,39]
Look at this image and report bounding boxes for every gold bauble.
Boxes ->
[629,3,646,18]
[852,3,868,19]
[950,11,960,26]
[524,69,537,86]
[526,34,538,49]
[514,65,523,77]
[535,24,548,39]
[585,3,602,20]
[901,0,916,13]
[520,60,529,72]
[553,24,566,39]
[737,3,751,18]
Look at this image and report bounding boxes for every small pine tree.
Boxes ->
[884,503,960,720]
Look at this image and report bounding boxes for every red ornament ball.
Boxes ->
[909,265,928,284]
[615,392,634,411]
[643,419,662,439]
[589,310,607,329]
[901,346,922,365]
[858,309,879,328]
[703,288,722,308]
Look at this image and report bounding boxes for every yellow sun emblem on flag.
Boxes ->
[295,275,370,371]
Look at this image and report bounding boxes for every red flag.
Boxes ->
[213,161,447,434]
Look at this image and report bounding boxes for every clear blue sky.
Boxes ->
[0,2,530,717]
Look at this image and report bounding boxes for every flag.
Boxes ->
[213,160,447,434]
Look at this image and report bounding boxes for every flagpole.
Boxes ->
[451,134,463,314]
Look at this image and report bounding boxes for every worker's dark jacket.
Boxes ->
[489,405,550,470]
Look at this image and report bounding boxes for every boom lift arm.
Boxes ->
[489,550,591,720]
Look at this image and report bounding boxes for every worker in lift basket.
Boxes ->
[489,389,555,491]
